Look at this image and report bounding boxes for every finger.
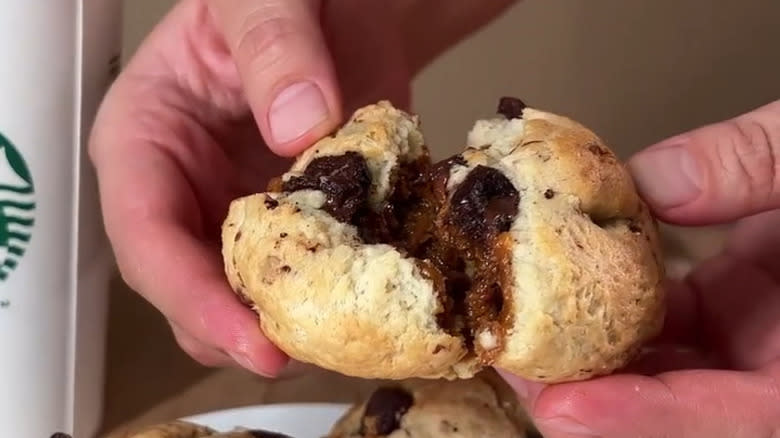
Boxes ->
[118,207,288,377]
[496,344,719,409]
[116,203,288,377]
[725,208,780,284]
[518,364,780,438]
[90,96,288,379]
[621,344,722,375]
[207,0,342,155]
[628,99,780,224]
[647,252,780,370]
[170,321,235,368]
[274,360,320,380]
[648,278,699,345]
[686,252,780,370]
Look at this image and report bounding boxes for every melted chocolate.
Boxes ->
[356,157,430,246]
[282,152,371,222]
[447,166,519,242]
[263,195,279,210]
[360,386,414,436]
[497,96,527,119]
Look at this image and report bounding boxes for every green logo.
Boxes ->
[0,132,34,282]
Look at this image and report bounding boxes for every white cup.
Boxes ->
[0,1,122,436]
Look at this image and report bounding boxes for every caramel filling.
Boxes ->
[276,148,519,363]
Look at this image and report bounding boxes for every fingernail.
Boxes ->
[629,145,702,209]
[229,351,275,377]
[538,417,600,437]
[269,81,329,144]
[229,351,256,372]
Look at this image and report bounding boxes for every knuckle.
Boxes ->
[717,118,780,201]
[236,12,303,73]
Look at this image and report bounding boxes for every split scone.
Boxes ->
[221,98,665,383]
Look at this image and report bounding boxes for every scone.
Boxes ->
[115,421,293,438]
[326,372,539,438]
[221,97,665,382]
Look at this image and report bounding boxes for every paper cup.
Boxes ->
[0,1,121,436]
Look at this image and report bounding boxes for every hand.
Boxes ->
[502,100,780,437]
[89,0,516,375]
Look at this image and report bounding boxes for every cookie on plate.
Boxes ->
[326,372,539,438]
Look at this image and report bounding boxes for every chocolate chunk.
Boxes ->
[282,152,372,222]
[448,166,519,241]
[497,97,526,119]
[360,386,414,436]
[49,434,71,438]
[264,195,279,210]
[247,430,294,438]
[544,189,555,199]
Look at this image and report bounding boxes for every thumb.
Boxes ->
[208,0,342,156]
[628,100,780,225]
[506,365,780,438]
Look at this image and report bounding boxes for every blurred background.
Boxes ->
[102,0,778,435]
[123,0,780,159]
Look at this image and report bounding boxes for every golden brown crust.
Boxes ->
[464,109,665,382]
[221,100,665,383]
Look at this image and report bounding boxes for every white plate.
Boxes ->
[182,403,351,437]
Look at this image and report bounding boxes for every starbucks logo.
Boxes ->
[0,133,34,282]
